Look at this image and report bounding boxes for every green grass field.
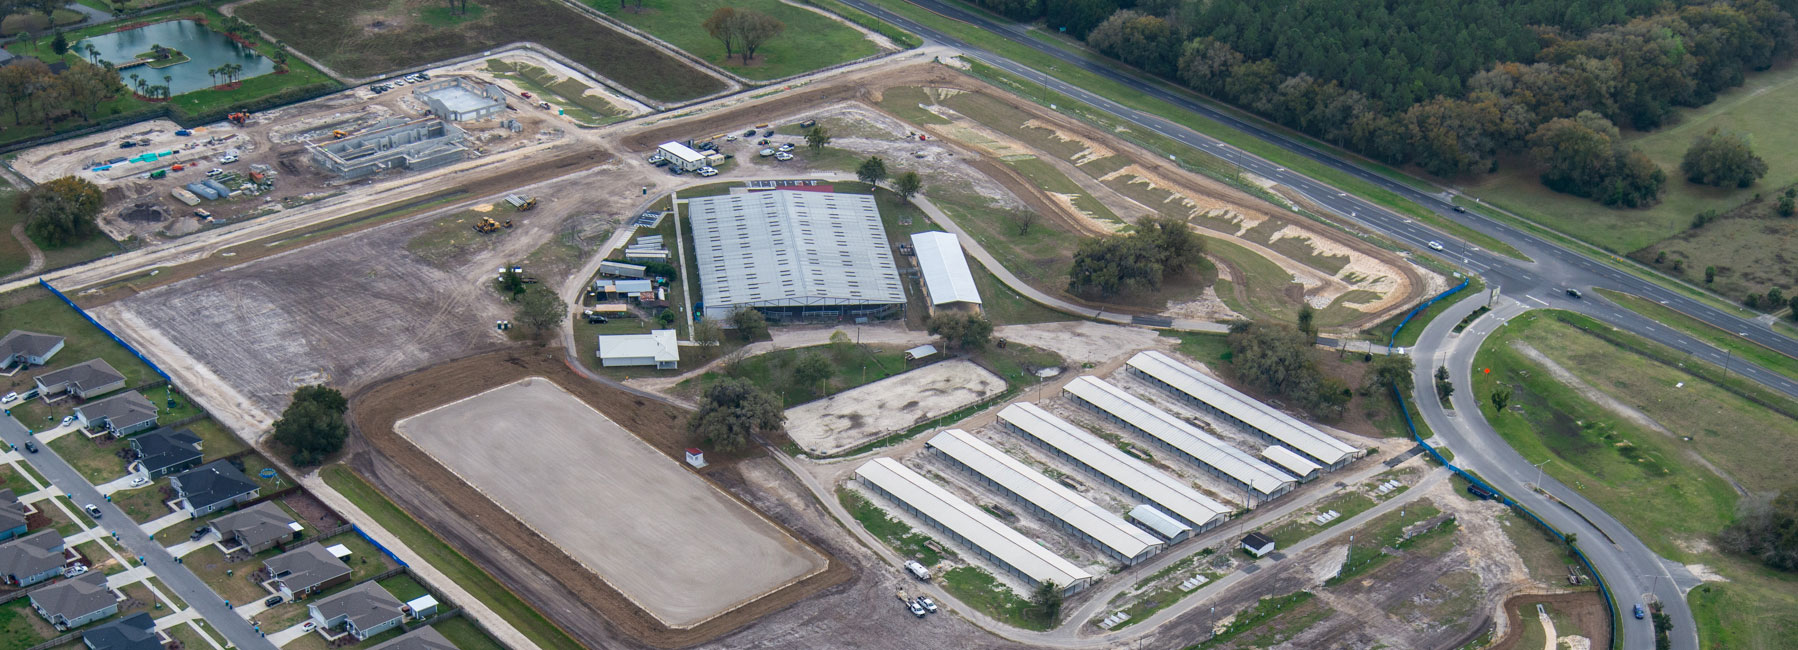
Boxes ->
[837,487,946,566]
[591,0,878,80]
[483,59,625,126]
[1596,289,1798,382]
[1362,275,1483,347]
[939,565,1051,631]
[676,343,908,407]
[1466,63,1798,254]
[0,288,160,398]
[0,192,126,278]
[431,617,507,650]
[238,0,725,103]
[319,465,585,650]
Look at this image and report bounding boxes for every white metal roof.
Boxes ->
[687,191,905,319]
[1261,446,1321,480]
[405,595,438,611]
[997,403,1229,528]
[657,141,707,163]
[1064,377,1294,496]
[1128,504,1192,540]
[325,544,352,559]
[927,429,1161,560]
[854,458,1092,590]
[910,231,982,305]
[597,330,679,363]
[1129,351,1357,466]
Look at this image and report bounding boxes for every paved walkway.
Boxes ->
[267,620,313,646]
[142,509,190,535]
[96,471,148,496]
[165,534,217,558]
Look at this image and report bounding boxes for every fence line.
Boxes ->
[39,279,172,383]
[1386,278,1470,352]
[352,525,408,568]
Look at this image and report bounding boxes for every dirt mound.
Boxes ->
[121,203,168,223]
[346,348,850,648]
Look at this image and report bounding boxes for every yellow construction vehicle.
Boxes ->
[472,217,502,233]
[332,130,349,139]
[505,193,537,211]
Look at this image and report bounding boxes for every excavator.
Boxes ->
[227,112,250,125]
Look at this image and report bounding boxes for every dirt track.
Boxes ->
[346,348,851,648]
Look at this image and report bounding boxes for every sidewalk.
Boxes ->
[141,509,190,536]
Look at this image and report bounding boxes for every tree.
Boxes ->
[657,309,677,327]
[1030,580,1063,624]
[730,307,768,341]
[513,285,567,337]
[1296,304,1316,337]
[1012,210,1038,235]
[734,9,785,64]
[1682,128,1768,188]
[19,176,103,247]
[856,156,888,186]
[1435,365,1455,402]
[1705,266,1716,284]
[1367,354,1414,395]
[59,61,122,120]
[793,352,832,394]
[494,267,526,298]
[271,385,348,466]
[688,377,783,452]
[51,32,67,56]
[894,171,923,204]
[1227,321,1349,420]
[1490,385,1513,412]
[927,312,994,351]
[0,59,54,126]
[1526,112,1665,208]
[804,124,832,154]
[1067,216,1206,296]
[694,319,723,348]
[1780,195,1796,217]
[1563,532,1579,549]
[703,8,745,60]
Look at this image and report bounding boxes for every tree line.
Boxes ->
[1066,215,1205,296]
[0,58,123,128]
[981,0,1796,207]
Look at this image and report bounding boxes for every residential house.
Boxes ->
[366,626,456,650]
[0,489,27,541]
[0,529,65,587]
[129,429,203,479]
[169,460,258,517]
[212,502,300,554]
[308,582,403,641]
[265,543,351,599]
[33,359,126,401]
[74,391,159,437]
[81,612,159,650]
[30,571,117,630]
[0,330,63,372]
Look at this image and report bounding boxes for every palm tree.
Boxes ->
[162,74,172,95]
[207,67,218,86]
[84,43,101,64]
[224,63,244,84]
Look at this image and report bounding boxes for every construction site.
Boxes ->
[41,51,1586,649]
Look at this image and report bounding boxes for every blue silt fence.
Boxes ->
[39,279,173,383]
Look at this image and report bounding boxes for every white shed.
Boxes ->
[597,329,680,369]
[658,142,708,171]
[910,231,982,309]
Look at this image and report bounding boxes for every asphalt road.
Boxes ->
[0,415,276,650]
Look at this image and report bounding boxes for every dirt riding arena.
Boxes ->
[394,376,826,628]
[783,359,1005,456]
[348,350,852,648]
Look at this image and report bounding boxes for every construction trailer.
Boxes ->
[599,261,647,278]
[657,142,708,172]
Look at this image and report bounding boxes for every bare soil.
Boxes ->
[1489,592,1610,650]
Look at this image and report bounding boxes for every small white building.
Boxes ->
[910,231,982,313]
[1241,532,1276,558]
[657,142,708,172]
[597,330,680,369]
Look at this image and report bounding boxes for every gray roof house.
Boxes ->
[265,543,351,598]
[308,581,403,641]
[0,330,63,371]
[30,571,117,630]
[0,488,27,541]
[129,429,203,479]
[367,626,457,650]
[0,529,65,587]
[74,391,159,437]
[170,460,259,518]
[81,612,159,650]
[213,502,300,554]
[34,359,126,401]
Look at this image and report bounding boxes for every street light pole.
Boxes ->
[1532,459,1552,490]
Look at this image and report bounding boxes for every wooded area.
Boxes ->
[980,0,1797,205]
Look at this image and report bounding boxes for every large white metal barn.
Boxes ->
[687,190,905,323]
[1063,376,1296,501]
[1125,351,1359,468]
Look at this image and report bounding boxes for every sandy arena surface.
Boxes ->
[394,377,825,628]
[784,359,1005,456]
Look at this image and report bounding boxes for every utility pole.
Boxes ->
[1532,459,1552,490]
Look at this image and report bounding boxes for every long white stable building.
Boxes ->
[1260,446,1322,482]
[996,403,1229,535]
[1126,351,1359,468]
[1064,377,1295,501]
[926,429,1163,565]
[854,458,1094,595]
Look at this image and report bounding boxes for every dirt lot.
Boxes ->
[345,349,852,648]
[783,359,1005,456]
[394,377,826,628]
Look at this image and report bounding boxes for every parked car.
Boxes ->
[22,441,35,453]
[129,476,148,487]
[774,152,794,162]
[520,91,532,99]
[84,504,102,519]
[697,141,717,151]
[743,128,758,137]
[907,599,926,618]
[265,595,284,607]
[759,148,776,157]
[207,168,224,177]
[777,143,795,152]
[1,391,17,404]
[417,72,430,80]
[918,596,938,613]
[762,129,773,137]
[302,621,316,631]
[724,134,737,141]
[697,166,718,177]
[119,141,137,149]
[63,564,88,578]
[220,154,239,164]
[1634,604,1646,619]
[1426,240,1444,251]
[60,415,77,427]
[190,526,209,541]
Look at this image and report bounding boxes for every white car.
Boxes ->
[759,148,775,157]
[60,415,77,427]
[724,134,737,141]
[206,168,224,177]
[220,155,239,164]
[697,166,718,177]
[129,476,149,487]
[918,596,938,613]
[775,152,794,162]
[777,143,795,152]
[0,391,17,404]
[1426,240,1444,251]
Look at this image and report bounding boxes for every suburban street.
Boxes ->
[0,415,277,650]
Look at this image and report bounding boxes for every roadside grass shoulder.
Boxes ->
[1363,275,1483,348]
[803,0,921,48]
[591,0,878,80]
[1687,557,1798,650]
[939,565,1051,631]
[836,486,947,566]
[318,465,585,650]
[1595,288,1798,384]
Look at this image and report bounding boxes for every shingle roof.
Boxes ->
[0,530,64,581]
[265,543,350,593]
[34,359,124,392]
[0,489,25,533]
[1242,532,1275,548]
[76,392,157,429]
[312,581,402,631]
[0,330,62,359]
[366,626,456,650]
[30,571,112,621]
[130,429,202,475]
[171,460,258,510]
[80,612,158,650]
[212,502,297,550]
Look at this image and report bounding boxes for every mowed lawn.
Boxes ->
[592,0,878,80]
[1470,311,1798,648]
[1465,63,1798,254]
[236,0,726,102]
[0,192,124,278]
[0,288,160,398]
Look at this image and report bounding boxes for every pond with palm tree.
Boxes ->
[75,19,274,97]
